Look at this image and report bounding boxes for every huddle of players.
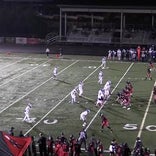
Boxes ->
[115,81,134,110]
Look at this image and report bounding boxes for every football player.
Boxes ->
[80,109,90,127]
[145,66,152,80]
[100,113,113,133]
[96,89,105,107]
[98,71,103,85]
[101,56,106,69]
[78,81,84,97]
[53,66,58,79]
[23,103,32,122]
[70,88,78,104]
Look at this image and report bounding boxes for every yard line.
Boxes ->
[85,62,134,131]
[24,63,102,136]
[133,81,156,148]
[0,59,51,88]
[0,60,79,114]
[0,57,27,71]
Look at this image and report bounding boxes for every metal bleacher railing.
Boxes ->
[45,32,60,45]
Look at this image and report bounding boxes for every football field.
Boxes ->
[0,52,156,154]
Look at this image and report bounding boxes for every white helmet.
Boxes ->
[87,109,90,113]
[28,103,32,108]
[108,80,111,85]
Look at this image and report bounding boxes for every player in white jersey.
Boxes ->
[96,89,104,107]
[104,80,111,89]
[108,50,112,60]
[103,80,111,100]
[23,103,32,122]
[98,71,103,85]
[80,109,90,127]
[78,81,84,96]
[101,56,106,69]
[117,49,122,61]
[53,66,58,78]
[70,88,78,104]
[103,86,110,100]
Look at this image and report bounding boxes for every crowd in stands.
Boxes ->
[106,45,156,62]
[7,127,155,156]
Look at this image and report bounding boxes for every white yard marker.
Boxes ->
[0,60,79,114]
[85,62,134,131]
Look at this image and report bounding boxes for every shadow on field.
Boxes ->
[53,78,72,85]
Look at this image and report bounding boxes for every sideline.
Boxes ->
[85,62,134,131]
[0,60,79,114]
[24,62,102,135]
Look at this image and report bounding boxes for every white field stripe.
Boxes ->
[133,80,156,148]
[0,60,79,114]
[0,58,28,71]
[24,64,102,136]
[85,62,134,131]
[0,59,51,87]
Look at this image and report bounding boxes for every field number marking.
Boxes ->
[123,124,156,131]
[43,119,58,124]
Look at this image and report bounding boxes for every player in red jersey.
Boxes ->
[149,61,154,69]
[100,113,113,133]
[145,66,152,80]
[121,95,131,110]
[125,81,134,96]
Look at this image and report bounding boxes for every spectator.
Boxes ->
[61,140,69,156]
[37,133,47,156]
[133,137,144,156]
[19,130,24,137]
[78,128,87,151]
[144,147,150,156]
[97,140,104,156]
[31,136,37,156]
[54,138,62,156]
[73,139,81,156]
[60,132,68,143]
[122,143,131,156]
[89,134,98,156]
[69,135,76,156]
[87,142,95,156]
[9,127,14,136]
[47,136,54,156]
[109,139,117,156]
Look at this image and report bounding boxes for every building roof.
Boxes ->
[58,5,156,14]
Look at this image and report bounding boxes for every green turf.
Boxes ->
[0,53,156,154]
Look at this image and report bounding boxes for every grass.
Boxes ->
[0,52,156,154]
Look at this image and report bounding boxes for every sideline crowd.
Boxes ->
[8,127,153,156]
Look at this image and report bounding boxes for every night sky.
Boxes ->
[0,0,155,38]
[1,0,156,6]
